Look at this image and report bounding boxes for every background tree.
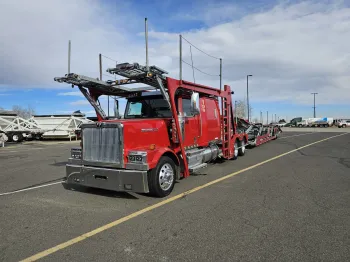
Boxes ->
[234,100,253,120]
[12,105,36,119]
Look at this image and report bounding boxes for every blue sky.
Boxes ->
[1,0,349,120]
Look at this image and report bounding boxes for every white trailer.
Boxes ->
[30,111,93,140]
[296,117,334,128]
[0,111,44,142]
[307,117,333,127]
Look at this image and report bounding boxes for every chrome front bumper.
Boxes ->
[66,162,149,193]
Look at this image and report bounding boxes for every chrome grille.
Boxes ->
[82,123,123,167]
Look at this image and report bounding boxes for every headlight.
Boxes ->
[71,148,82,159]
[128,151,147,163]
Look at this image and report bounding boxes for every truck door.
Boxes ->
[180,97,201,147]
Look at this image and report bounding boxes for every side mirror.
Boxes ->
[190,92,200,116]
[114,99,121,119]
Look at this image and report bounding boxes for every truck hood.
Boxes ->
[102,118,172,151]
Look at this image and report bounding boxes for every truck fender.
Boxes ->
[148,148,181,180]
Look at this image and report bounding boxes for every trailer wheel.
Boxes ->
[238,140,246,156]
[12,133,23,143]
[148,156,176,198]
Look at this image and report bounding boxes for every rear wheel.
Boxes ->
[233,141,239,160]
[238,140,246,156]
[148,156,176,198]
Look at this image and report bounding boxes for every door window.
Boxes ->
[182,98,193,117]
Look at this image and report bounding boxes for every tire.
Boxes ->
[148,156,176,198]
[238,139,246,156]
[12,133,23,143]
[6,134,12,142]
[233,140,239,160]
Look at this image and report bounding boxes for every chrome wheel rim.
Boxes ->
[234,143,238,157]
[13,135,18,141]
[241,141,245,153]
[159,163,174,191]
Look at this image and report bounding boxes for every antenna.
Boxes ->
[99,53,102,81]
[68,40,71,74]
[145,17,149,71]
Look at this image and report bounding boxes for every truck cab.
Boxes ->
[67,89,227,197]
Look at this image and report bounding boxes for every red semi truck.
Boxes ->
[54,62,280,197]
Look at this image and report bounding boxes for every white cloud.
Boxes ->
[55,110,95,115]
[0,0,144,88]
[1,0,349,112]
[57,91,83,97]
[69,100,90,106]
[149,1,350,105]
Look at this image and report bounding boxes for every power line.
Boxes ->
[102,73,114,79]
[181,36,221,60]
[181,59,220,77]
[101,54,117,63]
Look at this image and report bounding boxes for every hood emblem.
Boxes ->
[141,128,158,132]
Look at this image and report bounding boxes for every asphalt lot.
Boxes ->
[0,132,349,261]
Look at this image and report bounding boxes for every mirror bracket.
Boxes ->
[114,99,121,119]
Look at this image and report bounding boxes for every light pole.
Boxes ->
[246,74,253,122]
[267,111,268,125]
[311,93,318,117]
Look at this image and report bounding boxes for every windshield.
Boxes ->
[124,95,172,119]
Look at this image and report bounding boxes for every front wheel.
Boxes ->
[148,156,176,198]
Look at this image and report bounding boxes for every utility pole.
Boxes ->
[68,40,71,75]
[260,111,262,123]
[246,74,253,122]
[311,93,318,117]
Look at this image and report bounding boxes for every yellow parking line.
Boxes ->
[20,132,348,262]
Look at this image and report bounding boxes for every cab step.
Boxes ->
[189,163,208,173]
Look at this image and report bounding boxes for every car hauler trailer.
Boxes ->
[54,62,248,197]
[234,118,281,146]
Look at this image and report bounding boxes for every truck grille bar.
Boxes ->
[82,123,123,168]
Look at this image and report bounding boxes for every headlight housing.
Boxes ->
[128,151,147,163]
